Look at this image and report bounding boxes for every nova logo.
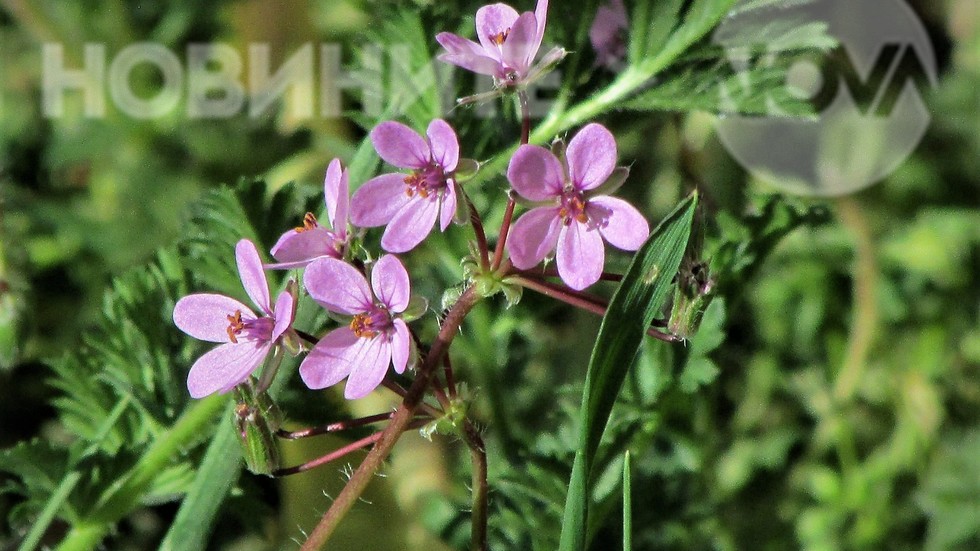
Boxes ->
[712,0,937,196]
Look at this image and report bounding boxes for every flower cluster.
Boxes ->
[173,0,651,406]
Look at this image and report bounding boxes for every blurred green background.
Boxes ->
[0,0,978,549]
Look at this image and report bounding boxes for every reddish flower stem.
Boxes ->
[521,266,624,283]
[300,286,482,550]
[276,412,395,440]
[443,354,458,399]
[272,420,428,477]
[491,91,530,270]
[513,276,679,343]
[464,193,492,271]
[463,420,488,551]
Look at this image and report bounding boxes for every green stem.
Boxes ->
[463,421,488,551]
[833,196,880,402]
[51,522,105,551]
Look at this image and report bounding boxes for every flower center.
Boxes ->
[295,212,318,232]
[349,306,394,340]
[226,310,274,343]
[403,164,447,200]
[558,191,589,226]
[490,29,511,46]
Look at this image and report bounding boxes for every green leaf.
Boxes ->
[558,193,698,551]
[159,404,243,551]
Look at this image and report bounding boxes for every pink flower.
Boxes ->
[506,123,650,290]
[350,120,460,253]
[268,158,350,268]
[173,239,296,398]
[436,0,564,91]
[589,0,628,69]
[299,255,413,399]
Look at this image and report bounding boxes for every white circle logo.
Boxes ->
[713,0,937,196]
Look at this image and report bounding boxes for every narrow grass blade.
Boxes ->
[558,193,698,551]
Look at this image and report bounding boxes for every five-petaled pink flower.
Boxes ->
[268,158,350,269]
[589,0,628,69]
[506,123,650,290]
[350,120,460,253]
[173,239,296,398]
[299,255,413,399]
[436,0,563,90]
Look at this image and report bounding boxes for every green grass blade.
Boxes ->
[159,403,242,551]
[558,193,698,551]
[624,451,633,551]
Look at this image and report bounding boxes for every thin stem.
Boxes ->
[833,196,880,402]
[514,276,678,343]
[273,420,427,477]
[463,420,488,551]
[519,90,531,146]
[443,354,458,399]
[300,286,482,550]
[383,378,443,418]
[276,412,396,440]
[465,193,492,271]
[522,266,624,283]
[491,197,517,270]
[296,329,320,345]
[490,91,531,270]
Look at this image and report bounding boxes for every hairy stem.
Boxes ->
[491,91,531,270]
[276,412,396,440]
[514,276,678,343]
[273,420,428,477]
[300,286,482,550]
[463,421,488,551]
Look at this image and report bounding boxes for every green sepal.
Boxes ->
[233,383,282,477]
[454,159,480,182]
[590,166,630,197]
[402,294,429,322]
[419,391,469,441]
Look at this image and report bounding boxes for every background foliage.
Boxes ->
[0,0,977,550]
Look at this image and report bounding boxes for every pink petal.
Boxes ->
[391,319,411,374]
[567,123,617,191]
[236,239,271,314]
[427,119,459,172]
[439,183,458,232]
[324,159,349,239]
[344,337,392,399]
[370,121,430,169]
[298,327,359,390]
[556,222,605,290]
[436,33,502,75]
[173,294,256,343]
[531,0,550,65]
[269,227,339,267]
[501,11,537,74]
[271,290,295,342]
[508,144,564,201]
[350,173,412,228]
[437,52,503,76]
[380,196,440,253]
[507,206,562,270]
[588,196,650,251]
[436,32,488,58]
[187,341,271,398]
[303,257,373,315]
[371,254,411,312]
[476,3,521,59]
